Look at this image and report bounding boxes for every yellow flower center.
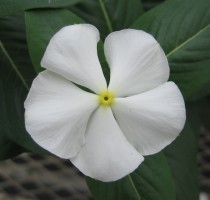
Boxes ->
[99,90,115,107]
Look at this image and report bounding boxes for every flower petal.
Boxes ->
[112,82,186,155]
[24,71,98,159]
[105,29,169,97]
[70,107,143,182]
[41,24,107,93]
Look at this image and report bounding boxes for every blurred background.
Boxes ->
[0,153,92,200]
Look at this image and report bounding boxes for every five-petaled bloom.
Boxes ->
[24,24,186,182]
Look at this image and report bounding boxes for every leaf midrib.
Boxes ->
[128,175,141,200]
[0,41,29,90]
[98,0,113,32]
[166,23,210,58]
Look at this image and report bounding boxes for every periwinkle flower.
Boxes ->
[24,24,186,182]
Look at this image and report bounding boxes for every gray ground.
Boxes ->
[0,153,92,200]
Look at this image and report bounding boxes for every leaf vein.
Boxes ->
[167,23,210,58]
[128,175,141,200]
[98,0,113,32]
[0,41,29,90]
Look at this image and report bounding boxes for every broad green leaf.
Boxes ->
[0,0,82,17]
[164,104,200,200]
[87,152,176,200]
[25,9,83,73]
[198,97,210,131]
[132,0,210,99]
[189,82,210,101]
[0,76,26,160]
[0,130,25,160]
[142,0,165,11]
[0,14,47,155]
[188,97,210,132]
[70,0,144,39]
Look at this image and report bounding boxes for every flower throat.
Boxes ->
[99,91,115,106]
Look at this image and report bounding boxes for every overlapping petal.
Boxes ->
[105,29,169,97]
[112,82,186,156]
[24,71,98,159]
[41,24,107,93]
[71,107,144,182]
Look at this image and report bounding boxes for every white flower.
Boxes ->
[24,24,186,182]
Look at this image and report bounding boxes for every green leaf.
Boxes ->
[0,14,48,155]
[0,80,26,160]
[0,9,86,159]
[70,0,144,39]
[0,0,82,17]
[142,0,165,11]
[164,104,200,200]
[198,97,210,131]
[189,82,210,101]
[132,0,210,99]
[0,133,25,160]
[25,9,83,73]
[188,97,210,132]
[87,152,176,200]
